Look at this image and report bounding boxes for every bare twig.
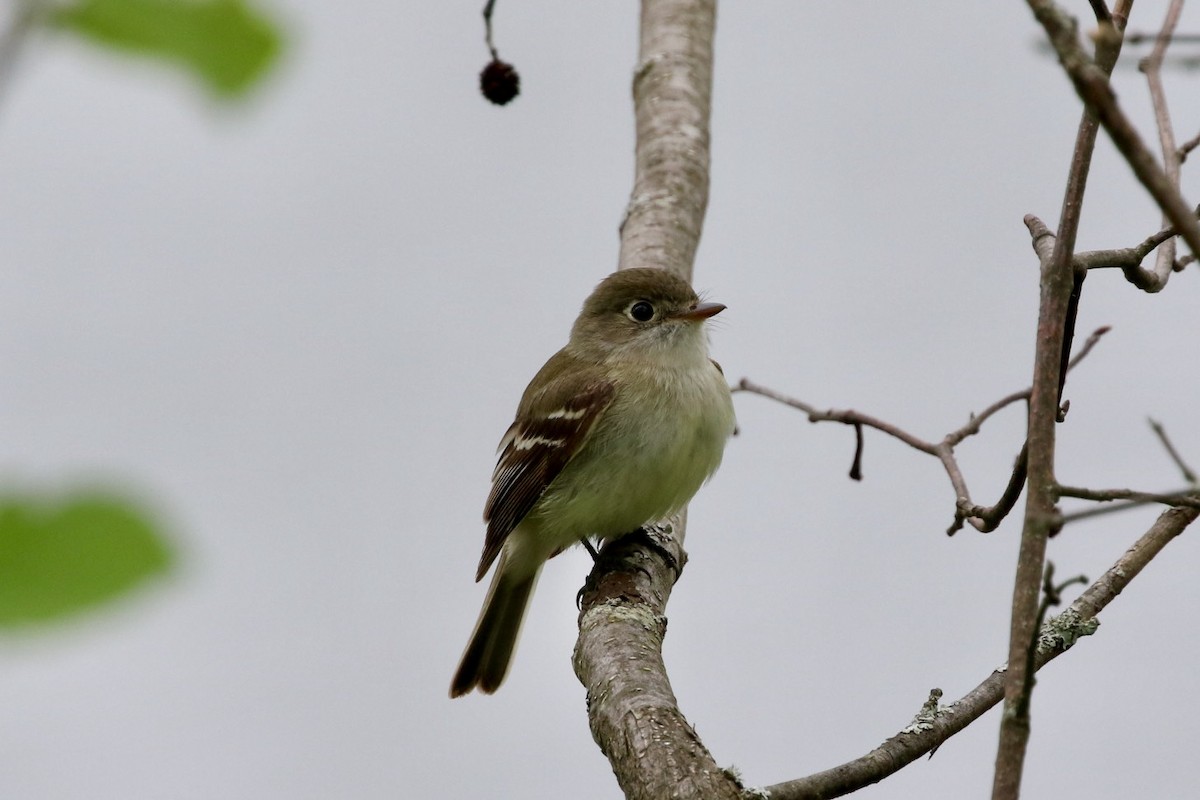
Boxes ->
[1014,563,1088,721]
[1071,206,1200,271]
[953,443,1029,535]
[1124,30,1200,44]
[1086,0,1112,23]
[762,506,1198,800]
[573,3,741,799]
[1062,419,1197,524]
[947,390,1030,445]
[1137,0,1186,288]
[1057,483,1200,509]
[1067,324,1112,369]
[849,422,864,481]
[1061,487,1197,522]
[1179,129,1200,162]
[1149,418,1199,484]
[733,379,938,455]
[994,5,1131,797]
[1029,1,1200,284]
[738,325,1110,537]
[482,0,499,58]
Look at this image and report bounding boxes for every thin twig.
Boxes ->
[1016,563,1087,719]
[1061,487,1197,522]
[953,443,1029,534]
[1057,484,1200,509]
[1071,206,1200,270]
[739,324,1110,537]
[482,0,499,58]
[1030,1,1200,284]
[734,379,938,455]
[1087,0,1111,23]
[1148,418,1199,484]
[762,506,1198,800]
[1138,0,1185,287]
[1062,419,1197,524]
[946,390,1030,446]
[1179,129,1200,162]
[1125,30,1200,44]
[994,5,1130,797]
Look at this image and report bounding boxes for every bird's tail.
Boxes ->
[449,555,541,697]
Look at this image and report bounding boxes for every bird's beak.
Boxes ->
[674,301,726,321]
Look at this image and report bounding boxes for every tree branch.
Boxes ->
[574,2,740,798]
[1149,417,1199,484]
[1179,128,1200,162]
[1056,484,1200,509]
[1070,207,1200,272]
[994,4,1130,796]
[761,505,1198,800]
[736,324,1109,537]
[1137,0,1186,287]
[574,520,739,800]
[617,0,714,278]
[1028,0,1200,283]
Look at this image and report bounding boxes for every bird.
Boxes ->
[450,267,736,697]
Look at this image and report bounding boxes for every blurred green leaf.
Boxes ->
[50,0,282,97]
[0,493,172,627]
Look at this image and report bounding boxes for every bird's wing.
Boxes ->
[476,356,615,582]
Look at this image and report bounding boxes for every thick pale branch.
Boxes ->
[575,2,740,798]
[617,0,714,278]
[573,522,740,800]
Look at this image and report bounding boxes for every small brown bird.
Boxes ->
[450,268,735,697]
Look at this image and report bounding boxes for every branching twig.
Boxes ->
[1014,563,1088,721]
[733,380,938,455]
[954,443,1029,534]
[761,505,1198,800]
[737,324,1110,536]
[1029,1,1200,283]
[1070,206,1200,271]
[1137,0,1186,288]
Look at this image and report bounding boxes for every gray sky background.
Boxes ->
[2,2,1198,798]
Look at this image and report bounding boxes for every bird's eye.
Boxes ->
[628,300,655,322]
